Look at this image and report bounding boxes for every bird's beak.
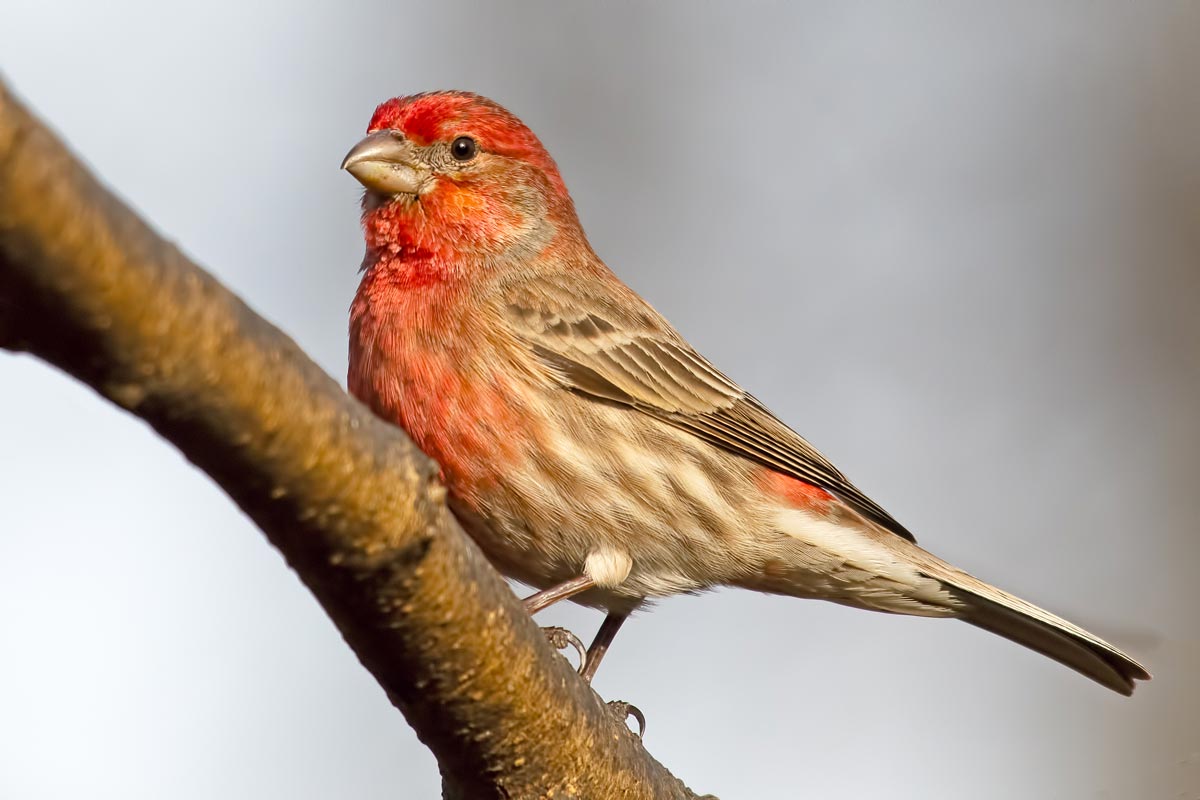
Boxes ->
[341,130,430,195]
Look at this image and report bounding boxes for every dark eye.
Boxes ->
[450,136,477,161]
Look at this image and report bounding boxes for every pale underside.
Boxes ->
[448,386,957,618]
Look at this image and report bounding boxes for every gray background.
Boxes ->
[2,2,1197,797]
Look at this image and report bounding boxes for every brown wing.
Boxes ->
[502,273,917,542]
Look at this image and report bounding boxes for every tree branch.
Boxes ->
[0,77,711,800]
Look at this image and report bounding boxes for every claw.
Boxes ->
[541,626,588,674]
[607,700,646,738]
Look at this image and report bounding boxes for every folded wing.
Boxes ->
[503,272,917,542]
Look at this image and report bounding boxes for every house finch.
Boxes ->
[342,91,1149,695]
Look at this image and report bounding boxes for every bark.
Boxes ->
[0,78,713,800]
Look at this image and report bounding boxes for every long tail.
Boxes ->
[746,503,1150,694]
[923,560,1151,695]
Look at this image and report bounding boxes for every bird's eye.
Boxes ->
[450,136,477,161]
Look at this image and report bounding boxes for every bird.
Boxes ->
[341,90,1149,695]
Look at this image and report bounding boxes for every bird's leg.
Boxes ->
[522,574,595,614]
[580,611,627,682]
[522,580,645,735]
[579,612,645,737]
[522,575,596,673]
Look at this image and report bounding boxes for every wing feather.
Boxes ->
[502,276,917,542]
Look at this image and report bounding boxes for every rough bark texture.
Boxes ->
[0,78,713,800]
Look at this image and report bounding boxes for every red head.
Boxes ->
[342,92,578,265]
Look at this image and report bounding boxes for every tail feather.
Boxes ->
[931,570,1151,695]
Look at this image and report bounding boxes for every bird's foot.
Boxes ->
[540,626,588,674]
[607,700,646,738]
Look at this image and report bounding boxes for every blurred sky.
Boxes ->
[2,2,1198,798]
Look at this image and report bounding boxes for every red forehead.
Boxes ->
[368,93,478,144]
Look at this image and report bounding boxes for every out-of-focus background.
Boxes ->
[2,3,1197,797]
